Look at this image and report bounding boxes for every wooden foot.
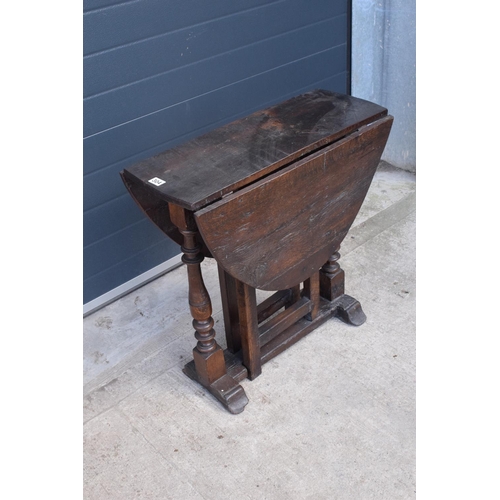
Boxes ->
[320,251,365,325]
[184,292,365,413]
[183,362,249,414]
[331,294,367,326]
[210,375,249,414]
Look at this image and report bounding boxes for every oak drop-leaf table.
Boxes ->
[121,90,393,414]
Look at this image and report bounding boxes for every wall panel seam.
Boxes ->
[84,44,346,141]
[84,0,286,56]
[84,13,346,99]
[83,71,347,213]
[84,192,129,215]
[84,216,147,251]
[83,67,347,177]
[83,254,183,315]
[84,238,173,283]
[84,0,140,15]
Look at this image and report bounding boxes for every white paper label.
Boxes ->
[148,177,166,186]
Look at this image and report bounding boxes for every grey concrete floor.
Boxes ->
[83,162,416,500]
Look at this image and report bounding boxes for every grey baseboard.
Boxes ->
[83,254,183,317]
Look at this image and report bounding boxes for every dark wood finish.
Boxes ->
[120,170,212,257]
[195,116,393,290]
[184,349,248,385]
[260,297,335,364]
[331,294,367,326]
[120,170,183,247]
[169,203,248,413]
[287,285,301,309]
[319,249,345,301]
[185,294,367,390]
[259,296,312,347]
[121,89,393,414]
[169,203,223,382]
[303,272,320,321]
[217,265,241,353]
[235,280,261,380]
[256,289,292,323]
[182,367,249,415]
[122,90,387,211]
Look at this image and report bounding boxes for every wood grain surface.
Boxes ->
[195,116,393,290]
[122,89,387,210]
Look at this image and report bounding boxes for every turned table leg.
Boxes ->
[169,204,248,413]
[320,248,367,326]
[182,229,224,386]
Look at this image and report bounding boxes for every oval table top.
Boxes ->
[194,116,393,290]
[122,89,387,211]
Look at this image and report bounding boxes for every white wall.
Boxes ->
[352,0,416,172]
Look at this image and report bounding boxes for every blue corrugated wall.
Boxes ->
[83,0,351,304]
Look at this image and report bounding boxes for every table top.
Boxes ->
[122,89,387,211]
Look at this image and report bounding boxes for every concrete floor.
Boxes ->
[83,162,416,499]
